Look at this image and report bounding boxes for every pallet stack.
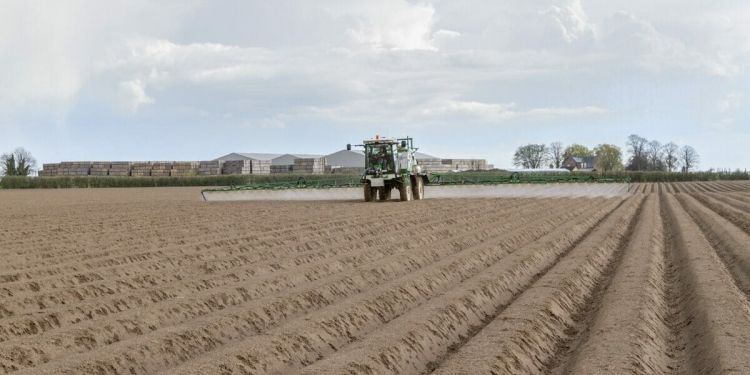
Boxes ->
[198,160,223,176]
[109,162,132,176]
[417,158,451,173]
[151,162,173,177]
[222,160,252,175]
[89,162,110,176]
[38,163,60,177]
[131,162,152,177]
[293,157,326,174]
[441,159,489,171]
[270,165,293,174]
[59,162,91,176]
[171,162,198,177]
[251,160,272,175]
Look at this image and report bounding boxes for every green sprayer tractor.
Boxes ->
[347,136,429,202]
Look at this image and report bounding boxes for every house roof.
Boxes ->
[279,153,325,159]
[572,156,597,165]
[414,152,438,159]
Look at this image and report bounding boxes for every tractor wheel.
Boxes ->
[364,183,376,202]
[412,176,424,200]
[379,187,392,201]
[399,182,413,202]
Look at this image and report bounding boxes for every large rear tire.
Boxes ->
[364,183,376,202]
[412,176,424,200]
[399,181,413,202]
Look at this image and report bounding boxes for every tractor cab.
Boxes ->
[347,136,428,202]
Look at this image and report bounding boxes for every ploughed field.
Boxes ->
[1,181,750,374]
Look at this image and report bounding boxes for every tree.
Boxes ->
[513,144,549,169]
[563,144,593,159]
[549,142,564,168]
[662,142,680,172]
[1,148,37,176]
[1,153,17,176]
[594,144,623,172]
[646,140,664,171]
[626,134,649,171]
[679,145,699,172]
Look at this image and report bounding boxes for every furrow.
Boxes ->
[12,199,607,375]
[660,194,750,374]
[164,198,628,375]
[553,194,672,374]
[428,196,641,375]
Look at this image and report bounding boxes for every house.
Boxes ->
[562,156,598,172]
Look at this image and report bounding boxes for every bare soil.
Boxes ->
[1,181,750,374]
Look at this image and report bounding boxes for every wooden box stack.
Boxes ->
[417,158,451,173]
[270,165,293,174]
[441,159,489,171]
[131,162,152,177]
[38,163,60,176]
[251,160,271,174]
[222,160,252,175]
[198,160,223,176]
[59,162,91,176]
[293,158,326,174]
[171,162,199,176]
[109,162,132,176]
[150,162,173,177]
[89,162,111,176]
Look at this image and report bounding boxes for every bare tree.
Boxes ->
[549,142,564,168]
[626,134,649,171]
[1,148,37,176]
[513,144,549,169]
[646,140,664,171]
[662,142,680,172]
[679,145,699,172]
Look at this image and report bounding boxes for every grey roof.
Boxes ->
[324,150,366,168]
[215,152,283,161]
[281,153,325,159]
[572,156,597,165]
[415,152,438,159]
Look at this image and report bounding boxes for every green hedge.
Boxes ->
[0,174,356,189]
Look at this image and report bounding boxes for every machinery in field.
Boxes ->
[347,136,429,202]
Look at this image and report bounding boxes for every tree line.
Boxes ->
[513,135,699,172]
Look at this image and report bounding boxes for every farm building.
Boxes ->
[271,154,325,166]
[214,153,282,162]
[562,156,599,172]
[324,149,440,168]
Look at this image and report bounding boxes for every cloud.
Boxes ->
[118,79,154,113]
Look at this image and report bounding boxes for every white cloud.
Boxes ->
[118,79,154,113]
[342,0,437,50]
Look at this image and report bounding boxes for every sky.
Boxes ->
[1,0,748,170]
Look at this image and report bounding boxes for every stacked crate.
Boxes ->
[222,160,252,175]
[59,162,91,176]
[417,158,450,173]
[198,160,223,176]
[441,159,489,171]
[171,162,198,177]
[109,162,132,176]
[251,160,271,175]
[89,162,110,176]
[131,162,152,177]
[38,163,60,176]
[293,157,326,174]
[150,162,173,177]
[270,165,293,174]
